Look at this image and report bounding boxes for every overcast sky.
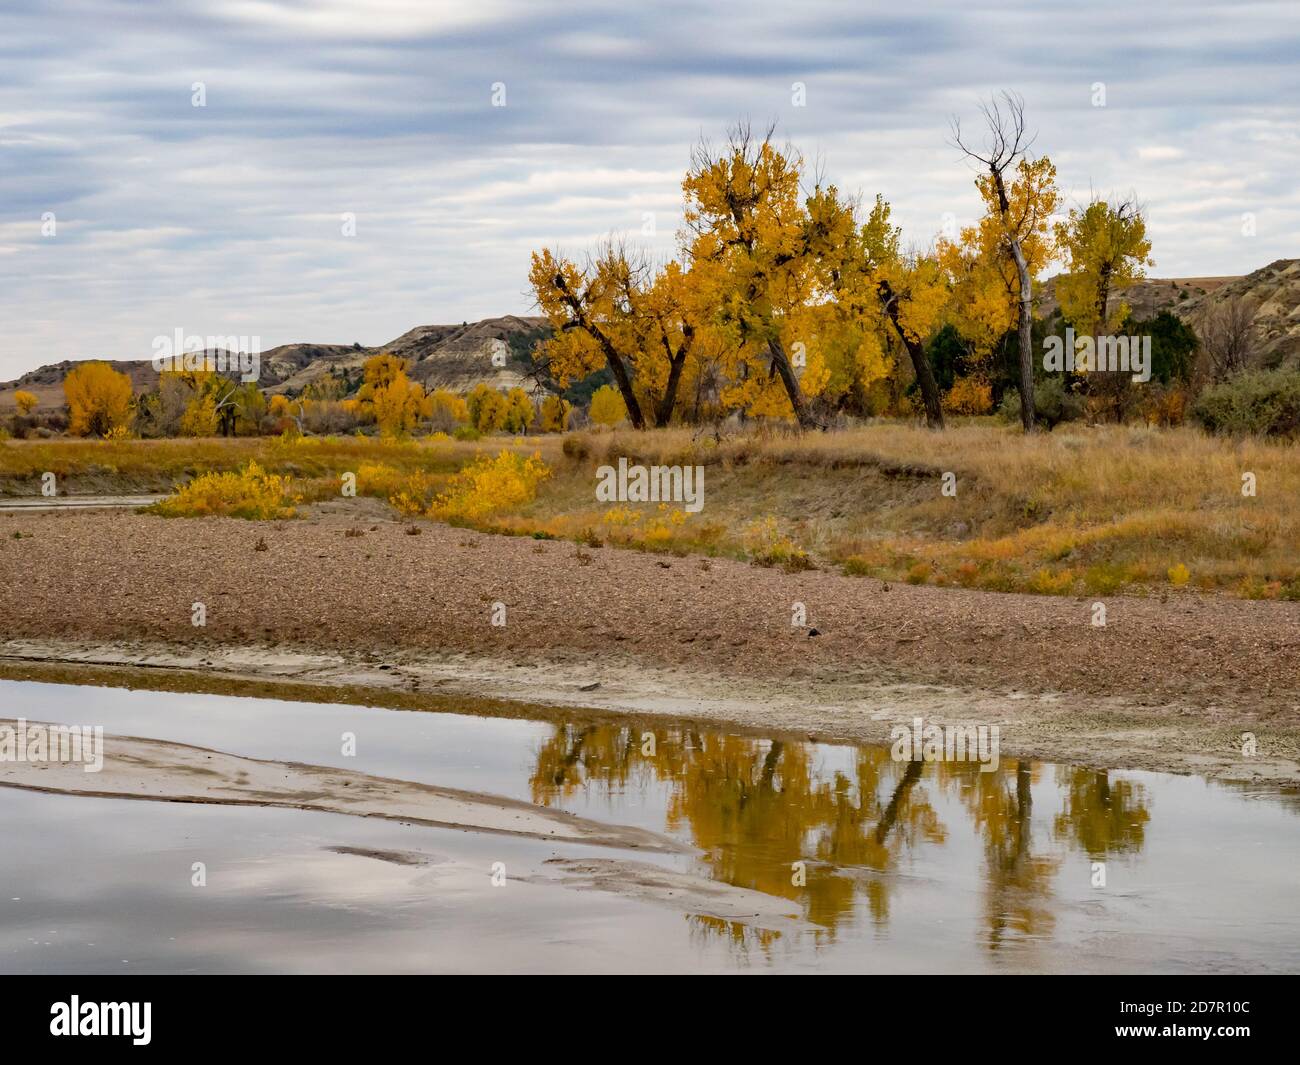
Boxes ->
[1,0,1296,379]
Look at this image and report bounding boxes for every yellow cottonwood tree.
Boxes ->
[529,244,648,429]
[530,245,706,428]
[539,394,571,432]
[1053,199,1153,337]
[358,353,423,436]
[683,126,825,427]
[822,193,950,427]
[64,362,133,437]
[589,384,627,427]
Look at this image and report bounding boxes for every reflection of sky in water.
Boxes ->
[1,679,1298,974]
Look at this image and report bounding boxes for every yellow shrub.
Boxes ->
[428,450,551,523]
[1167,563,1191,587]
[1030,567,1076,595]
[905,561,932,584]
[601,506,642,527]
[942,376,993,415]
[152,461,298,519]
[744,516,812,570]
[589,385,627,427]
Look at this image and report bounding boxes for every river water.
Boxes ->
[1,677,1297,973]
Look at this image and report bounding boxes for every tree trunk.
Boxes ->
[766,335,817,430]
[879,281,944,429]
[556,276,647,429]
[653,327,693,428]
[601,346,646,430]
[1010,238,1036,432]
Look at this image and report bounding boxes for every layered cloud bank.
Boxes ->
[1,0,1296,378]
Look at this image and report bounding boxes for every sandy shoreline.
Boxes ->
[3,635,1296,783]
[0,718,687,852]
[2,506,1299,782]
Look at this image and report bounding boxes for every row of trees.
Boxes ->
[46,352,616,440]
[530,94,1163,432]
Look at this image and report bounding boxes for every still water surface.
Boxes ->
[2,678,1297,973]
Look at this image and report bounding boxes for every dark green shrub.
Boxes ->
[1192,369,1300,437]
[998,378,1086,429]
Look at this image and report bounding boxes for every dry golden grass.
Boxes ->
[514,422,1300,597]
[5,422,1297,597]
[0,433,559,495]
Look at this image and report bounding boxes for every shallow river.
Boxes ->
[1,677,1297,973]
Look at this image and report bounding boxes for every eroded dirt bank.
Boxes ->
[2,506,1298,781]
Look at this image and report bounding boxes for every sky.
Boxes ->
[1,0,1297,380]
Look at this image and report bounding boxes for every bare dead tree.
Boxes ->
[952,92,1039,431]
[1197,296,1259,381]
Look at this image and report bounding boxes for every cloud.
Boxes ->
[0,0,1297,378]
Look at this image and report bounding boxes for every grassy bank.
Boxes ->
[4,423,1297,598]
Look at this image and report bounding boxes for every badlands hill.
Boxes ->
[1039,258,1299,364]
[0,315,551,412]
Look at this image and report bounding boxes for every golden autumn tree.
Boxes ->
[1053,199,1153,337]
[1054,199,1154,421]
[624,259,703,426]
[821,193,950,427]
[13,390,38,416]
[529,243,648,429]
[952,93,1059,430]
[529,243,706,429]
[63,361,134,437]
[502,387,536,434]
[358,353,423,436]
[682,125,828,428]
[467,383,508,433]
[588,383,627,427]
[426,388,468,432]
[539,394,571,432]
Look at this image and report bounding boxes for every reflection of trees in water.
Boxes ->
[936,760,1060,952]
[1053,767,1152,858]
[527,725,1156,954]
[686,914,781,957]
[529,724,945,938]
